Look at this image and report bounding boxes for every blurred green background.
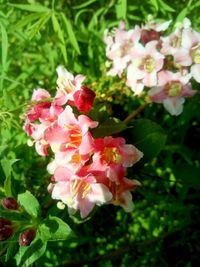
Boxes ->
[0,0,200,266]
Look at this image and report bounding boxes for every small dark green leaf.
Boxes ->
[18,191,40,218]
[92,118,127,138]
[1,158,19,196]
[39,216,72,241]
[126,119,167,162]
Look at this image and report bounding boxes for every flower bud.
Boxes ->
[73,86,96,112]
[0,217,13,241]
[19,228,36,246]
[1,197,19,210]
[141,29,160,44]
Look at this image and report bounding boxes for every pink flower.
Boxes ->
[31,88,51,101]
[97,173,141,212]
[47,150,90,174]
[104,22,141,77]
[45,105,98,154]
[148,71,196,115]
[51,169,112,218]
[89,136,143,181]
[126,41,164,94]
[54,66,85,106]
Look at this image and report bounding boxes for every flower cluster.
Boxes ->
[104,18,199,115]
[23,67,143,218]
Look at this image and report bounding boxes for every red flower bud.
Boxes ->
[0,217,13,241]
[1,197,19,210]
[141,29,160,44]
[19,228,36,246]
[73,86,96,112]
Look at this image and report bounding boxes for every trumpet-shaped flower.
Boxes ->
[148,71,196,115]
[51,169,112,218]
[90,136,143,182]
[45,105,98,154]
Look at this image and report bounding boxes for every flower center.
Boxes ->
[166,82,182,97]
[191,44,200,64]
[119,40,132,57]
[143,57,155,73]
[171,35,181,48]
[103,147,122,164]
[65,125,82,148]
[71,179,91,199]
[57,77,75,94]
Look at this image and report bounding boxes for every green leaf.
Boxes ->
[12,13,44,30]
[51,13,67,62]
[1,158,19,196]
[15,233,47,267]
[72,0,97,9]
[149,0,159,11]
[0,23,8,71]
[18,191,41,218]
[0,209,25,221]
[39,216,72,242]
[27,13,51,40]
[127,119,167,162]
[61,13,80,54]
[92,118,127,138]
[116,0,127,19]
[9,3,50,12]
[175,7,189,24]
[157,0,175,12]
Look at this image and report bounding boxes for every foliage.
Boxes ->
[0,0,200,266]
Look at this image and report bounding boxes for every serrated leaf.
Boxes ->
[126,119,167,162]
[1,23,8,71]
[116,0,127,19]
[9,3,50,13]
[15,232,46,267]
[39,216,72,241]
[18,191,41,218]
[92,118,127,138]
[61,13,80,54]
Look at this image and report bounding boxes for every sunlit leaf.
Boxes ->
[61,13,80,54]
[9,3,50,13]
[18,191,41,218]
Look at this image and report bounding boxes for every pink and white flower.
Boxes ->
[148,71,196,115]
[104,22,141,77]
[51,168,112,218]
[126,41,164,94]
[45,105,98,154]
[89,136,143,182]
